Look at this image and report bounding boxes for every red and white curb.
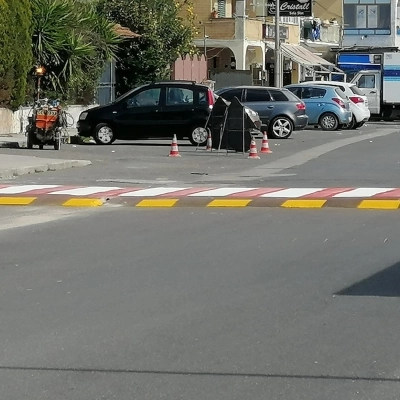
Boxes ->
[2,185,400,208]
[1,185,400,198]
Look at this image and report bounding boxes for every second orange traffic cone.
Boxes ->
[248,139,260,159]
[260,132,272,154]
[169,134,181,157]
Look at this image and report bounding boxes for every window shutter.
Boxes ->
[217,0,226,18]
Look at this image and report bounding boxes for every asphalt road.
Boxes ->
[1,206,400,399]
[1,122,400,187]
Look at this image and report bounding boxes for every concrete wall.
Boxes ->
[0,105,97,135]
[171,55,208,82]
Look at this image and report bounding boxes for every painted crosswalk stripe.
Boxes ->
[0,185,60,194]
[189,188,257,197]
[120,188,186,197]
[333,188,395,198]
[49,186,121,196]
[261,188,324,198]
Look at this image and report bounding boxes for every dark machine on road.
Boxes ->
[26,98,64,150]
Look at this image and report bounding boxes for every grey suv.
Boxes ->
[215,86,308,139]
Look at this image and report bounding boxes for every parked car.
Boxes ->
[285,85,352,131]
[292,81,370,129]
[215,86,308,139]
[77,81,216,145]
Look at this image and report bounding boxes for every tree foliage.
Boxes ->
[31,0,121,104]
[98,0,198,96]
[0,0,32,109]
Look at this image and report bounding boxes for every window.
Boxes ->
[358,75,376,89]
[269,89,289,101]
[309,88,326,99]
[287,87,300,97]
[335,88,347,100]
[219,89,243,102]
[166,88,194,106]
[343,0,391,33]
[217,0,226,18]
[294,87,325,100]
[199,90,207,105]
[127,88,161,108]
[246,89,271,102]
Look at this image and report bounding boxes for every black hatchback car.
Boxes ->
[215,86,308,139]
[77,81,215,145]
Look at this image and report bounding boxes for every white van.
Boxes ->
[296,81,370,129]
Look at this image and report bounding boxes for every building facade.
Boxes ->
[342,0,395,48]
[187,0,343,87]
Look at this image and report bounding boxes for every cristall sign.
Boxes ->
[266,0,312,17]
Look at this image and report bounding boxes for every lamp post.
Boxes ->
[274,0,281,88]
[35,66,45,101]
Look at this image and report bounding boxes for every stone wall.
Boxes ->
[0,105,98,135]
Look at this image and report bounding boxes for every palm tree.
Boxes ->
[31,0,121,103]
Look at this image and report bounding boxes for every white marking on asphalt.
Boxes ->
[189,188,257,197]
[49,186,121,195]
[119,187,187,197]
[333,188,395,198]
[0,185,60,194]
[261,188,324,198]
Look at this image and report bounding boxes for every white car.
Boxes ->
[296,81,370,129]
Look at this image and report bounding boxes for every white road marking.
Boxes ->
[189,188,257,197]
[49,187,121,196]
[333,188,395,198]
[119,187,187,197]
[0,185,60,194]
[261,188,324,198]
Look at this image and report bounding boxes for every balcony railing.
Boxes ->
[301,23,341,44]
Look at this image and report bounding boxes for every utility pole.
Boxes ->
[274,0,281,88]
[203,25,208,60]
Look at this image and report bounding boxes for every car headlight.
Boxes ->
[79,112,88,120]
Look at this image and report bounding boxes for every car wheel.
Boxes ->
[94,123,114,145]
[344,115,356,130]
[189,126,209,146]
[354,121,365,128]
[268,116,293,139]
[319,112,339,131]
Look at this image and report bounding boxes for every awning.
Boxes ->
[265,42,334,68]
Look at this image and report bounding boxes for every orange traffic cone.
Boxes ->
[169,134,181,157]
[248,139,260,159]
[206,130,212,151]
[260,132,272,154]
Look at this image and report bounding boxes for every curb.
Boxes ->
[0,197,400,209]
[0,160,92,179]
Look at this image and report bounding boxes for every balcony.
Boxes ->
[196,18,263,41]
[301,22,341,45]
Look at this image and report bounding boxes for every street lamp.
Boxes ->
[35,66,46,101]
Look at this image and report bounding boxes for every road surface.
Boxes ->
[1,207,400,399]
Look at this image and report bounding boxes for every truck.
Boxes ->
[350,52,400,120]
